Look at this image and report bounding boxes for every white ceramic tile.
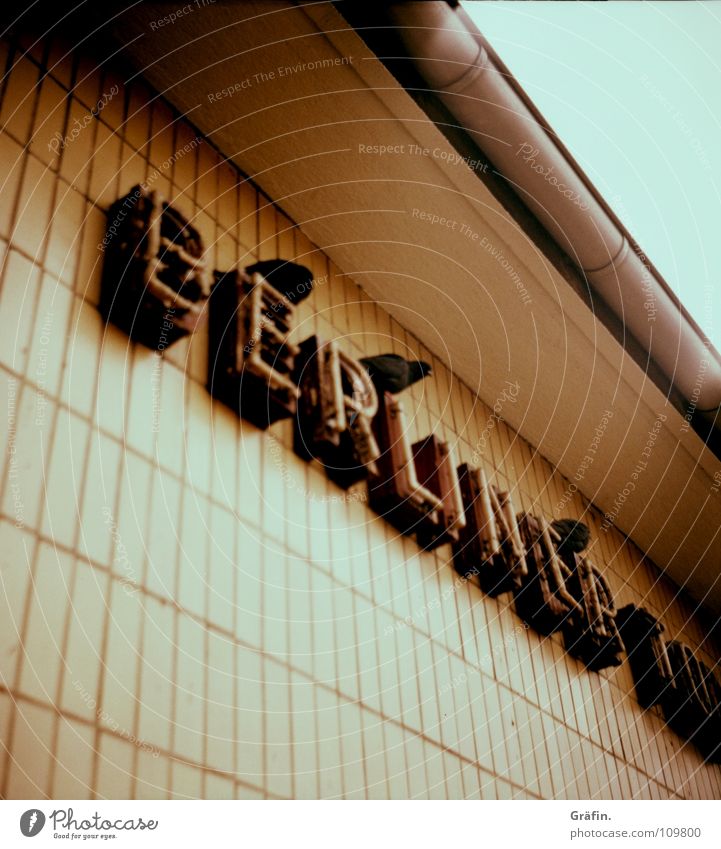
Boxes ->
[234,522,262,650]
[19,542,73,704]
[95,733,134,799]
[206,630,235,774]
[173,613,206,764]
[11,155,55,260]
[236,782,265,800]
[0,366,12,478]
[126,348,160,459]
[2,382,55,529]
[355,596,381,714]
[333,584,358,701]
[316,686,343,799]
[448,655,478,764]
[370,541,395,620]
[44,186,84,286]
[0,520,34,688]
[205,773,234,800]
[425,741,448,800]
[75,205,115,305]
[310,567,335,687]
[235,645,263,786]
[0,136,23,240]
[40,405,88,548]
[338,698,365,799]
[134,749,170,800]
[263,547,288,662]
[52,716,95,799]
[415,635,441,745]
[6,700,54,798]
[282,451,309,557]
[78,430,121,566]
[60,295,103,419]
[264,658,293,798]
[145,469,181,600]
[361,708,388,800]
[207,504,236,633]
[62,85,102,187]
[376,610,402,721]
[0,55,39,146]
[137,595,174,752]
[170,761,203,800]
[154,359,186,473]
[236,418,263,529]
[60,559,109,719]
[396,624,422,733]
[433,643,459,751]
[384,720,410,800]
[177,493,209,619]
[286,558,312,677]
[184,379,212,495]
[26,272,72,400]
[307,473,331,567]
[261,435,286,541]
[113,450,152,588]
[327,496,351,579]
[209,397,238,510]
[101,579,142,737]
[289,672,318,799]
[95,322,131,441]
[404,730,429,800]
[387,540,413,623]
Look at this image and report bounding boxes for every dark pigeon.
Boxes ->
[359,354,433,395]
[245,259,314,304]
[551,518,591,554]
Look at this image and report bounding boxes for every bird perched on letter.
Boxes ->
[551,518,591,555]
[245,259,314,304]
[359,354,433,395]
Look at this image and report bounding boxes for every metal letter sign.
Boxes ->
[616,605,675,709]
[294,335,381,488]
[664,642,721,760]
[563,556,625,671]
[100,185,211,348]
[98,189,721,761]
[207,268,301,429]
[514,513,581,634]
[698,666,721,762]
[368,392,444,542]
[453,464,527,595]
[412,436,466,549]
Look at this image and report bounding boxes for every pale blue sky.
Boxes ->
[463,0,721,350]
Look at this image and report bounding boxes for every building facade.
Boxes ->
[0,16,720,801]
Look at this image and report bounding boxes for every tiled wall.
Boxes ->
[1,32,720,801]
